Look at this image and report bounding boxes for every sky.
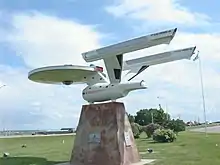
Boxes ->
[0,0,220,130]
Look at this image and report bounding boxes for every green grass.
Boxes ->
[1,132,220,165]
[0,135,74,165]
[137,131,220,165]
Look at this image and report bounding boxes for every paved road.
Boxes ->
[0,133,75,139]
[190,126,220,133]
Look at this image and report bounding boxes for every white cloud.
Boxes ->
[1,8,220,131]
[6,12,104,69]
[105,0,211,26]
[122,31,220,89]
[0,64,87,130]
[118,28,220,122]
[0,12,104,130]
[103,0,220,122]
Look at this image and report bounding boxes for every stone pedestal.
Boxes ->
[70,102,140,165]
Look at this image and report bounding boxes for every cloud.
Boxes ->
[0,64,88,130]
[120,29,220,122]
[1,7,220,131]
[0,11,104,130]
[122,30,220,89]
[105,0,211,26]
[102,0,220,122]
[5,11,104,69]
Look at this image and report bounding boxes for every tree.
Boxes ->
[134,109,152,126]
[142,123,161,138]
[131,122,140,138]
[127,113,135,123]
[134,107,170,126]
[165,119,186,134]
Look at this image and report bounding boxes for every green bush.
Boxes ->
[136,123,144,134]
[142,123,161,138]
[131,122,140,139]
[164,119,186,134]
[153,128,177,143]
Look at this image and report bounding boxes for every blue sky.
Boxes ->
[0,0,220,130]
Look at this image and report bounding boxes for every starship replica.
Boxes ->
[28,28,196,103]
[28,28,197,165]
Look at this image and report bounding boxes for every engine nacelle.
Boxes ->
[82,28,177,62]
[82,80,147,103]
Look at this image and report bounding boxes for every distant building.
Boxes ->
[61,128,74,132]
[35,128,75,135]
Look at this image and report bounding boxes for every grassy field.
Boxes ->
[0,135,74,165]
[1,131,220,165]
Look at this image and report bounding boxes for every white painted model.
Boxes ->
[123,47,196,71]
[28,65,108,85]
[28,27,196,103]
[82,80,147,103]
[82,28,177,62]
[82,28,177,84]
[123,47,196,80]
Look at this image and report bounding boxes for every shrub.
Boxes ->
[153,128,177,143]
[142,123,161,138]
[165,119,186,134]
[131,122,140,139]
[136,123,144,134]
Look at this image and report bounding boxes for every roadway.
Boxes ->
[190,125,220,133]
[0,133,75,139]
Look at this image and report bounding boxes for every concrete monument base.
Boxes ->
[64,102,149,165]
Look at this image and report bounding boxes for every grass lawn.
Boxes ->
[1,131,220,165]
[138,131,220,165]
[0,135,74,165]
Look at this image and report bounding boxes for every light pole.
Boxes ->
[151,112,154,124]
[156,96,161,109]
[157,96,169,120]
[0,84,6,135]
[193,51,207,137]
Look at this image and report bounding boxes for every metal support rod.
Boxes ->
[0,85,6,135]
[157,96,169,120]
[197,52,207,137]
[165,102,169,120]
